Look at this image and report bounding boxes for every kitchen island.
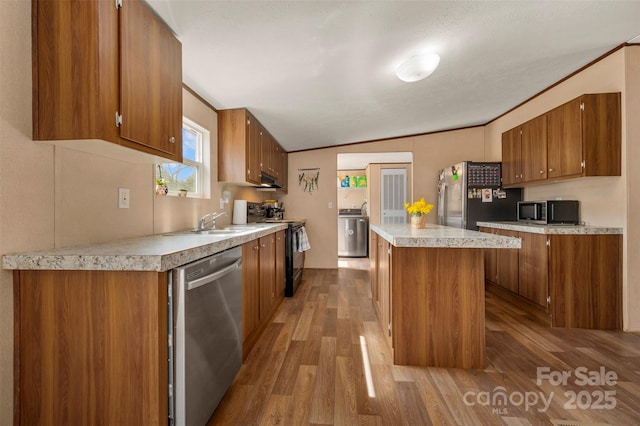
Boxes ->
[370,223,520,369]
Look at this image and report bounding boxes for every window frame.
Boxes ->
[157,117,211,198]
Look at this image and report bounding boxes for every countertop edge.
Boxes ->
[477,221,623,235]
[2,223,288,272]
[371,223,521,249]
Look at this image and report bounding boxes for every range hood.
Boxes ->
[258,172,282,189]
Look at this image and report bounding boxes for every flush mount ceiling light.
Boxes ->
[395,53,440,82]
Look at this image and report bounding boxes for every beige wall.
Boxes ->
[624,46,640,331]
[1,1,50,419]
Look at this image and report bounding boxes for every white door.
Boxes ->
[380,168,407,224]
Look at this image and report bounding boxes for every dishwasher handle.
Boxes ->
[186,258,242,291]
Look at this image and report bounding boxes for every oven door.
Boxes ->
[285,224,305,297]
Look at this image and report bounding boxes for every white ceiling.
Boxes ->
[146,0,640,152]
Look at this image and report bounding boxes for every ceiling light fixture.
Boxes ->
[395,53,440,82]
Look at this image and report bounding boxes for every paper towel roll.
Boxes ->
[232,200,248,224]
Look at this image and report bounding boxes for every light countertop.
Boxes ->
[2,223,288,272]
[477,221,623,235]
[371,223,521,249]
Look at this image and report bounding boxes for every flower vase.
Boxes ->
[155,184,168,195]
[410,215,425,229]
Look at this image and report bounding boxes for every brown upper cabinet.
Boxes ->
[502,92,621,187]
[32,0,183,162]
[502,115,548,186]
[218,108,288,192]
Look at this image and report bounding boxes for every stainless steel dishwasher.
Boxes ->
[169,246,242,426]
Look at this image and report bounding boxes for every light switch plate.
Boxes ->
[118,188,130,209]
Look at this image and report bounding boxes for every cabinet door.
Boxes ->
[548,234,621,329]
[547,98,582,178]
[375,235,386,318]
[242,241,261,341]
[120,0,182,160]
[495,229,519,294]
[280,150,288,192]
[273,142,282,180]
[370,232,379,301]
[275,230,286,300]
[582,93,621,177]
[246,112,262,184]
[480,227,497,284]
[501,127,522,186]
[378,238,392,347]
[32,0,120,143]
[259,234,276,319]
[520,115,547,182]
[518,232,548,307]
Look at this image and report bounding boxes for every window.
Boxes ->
[157,117,211,198]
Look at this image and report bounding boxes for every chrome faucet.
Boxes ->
[198,211,228,230]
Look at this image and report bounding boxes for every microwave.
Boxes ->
[517,200,580,225]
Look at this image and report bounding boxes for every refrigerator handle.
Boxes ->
[438,182,447,225]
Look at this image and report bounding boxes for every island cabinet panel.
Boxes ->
[549,234,622,329]
[14,270,168,425]
[518,232,548,307]
[391,247,485,369]
[481,227,520,294]
[369,231,379,303]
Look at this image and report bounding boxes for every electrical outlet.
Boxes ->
[328,201,333,209]
[118,188,130,209]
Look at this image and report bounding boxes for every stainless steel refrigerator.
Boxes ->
[437,161,522,230]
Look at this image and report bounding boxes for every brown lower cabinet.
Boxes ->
[242,233,285,359]
[480,227,621,329]
[14,270,169,425]
[13,233,286,424]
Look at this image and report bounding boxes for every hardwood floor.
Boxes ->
[208,266,640,425]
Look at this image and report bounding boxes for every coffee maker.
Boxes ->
[262,200,284,220]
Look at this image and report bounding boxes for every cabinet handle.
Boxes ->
[548,168,554,172]
[169,136,176,144]
[261,243,266,248]
[539,170,544,174]
[253,246,259,251]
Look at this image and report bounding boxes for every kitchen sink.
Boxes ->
[163,225,264,237]
[190,229,245,235]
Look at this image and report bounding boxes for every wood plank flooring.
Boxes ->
[208,264,640,425]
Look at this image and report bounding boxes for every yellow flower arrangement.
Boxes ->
[404,197,434,217]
